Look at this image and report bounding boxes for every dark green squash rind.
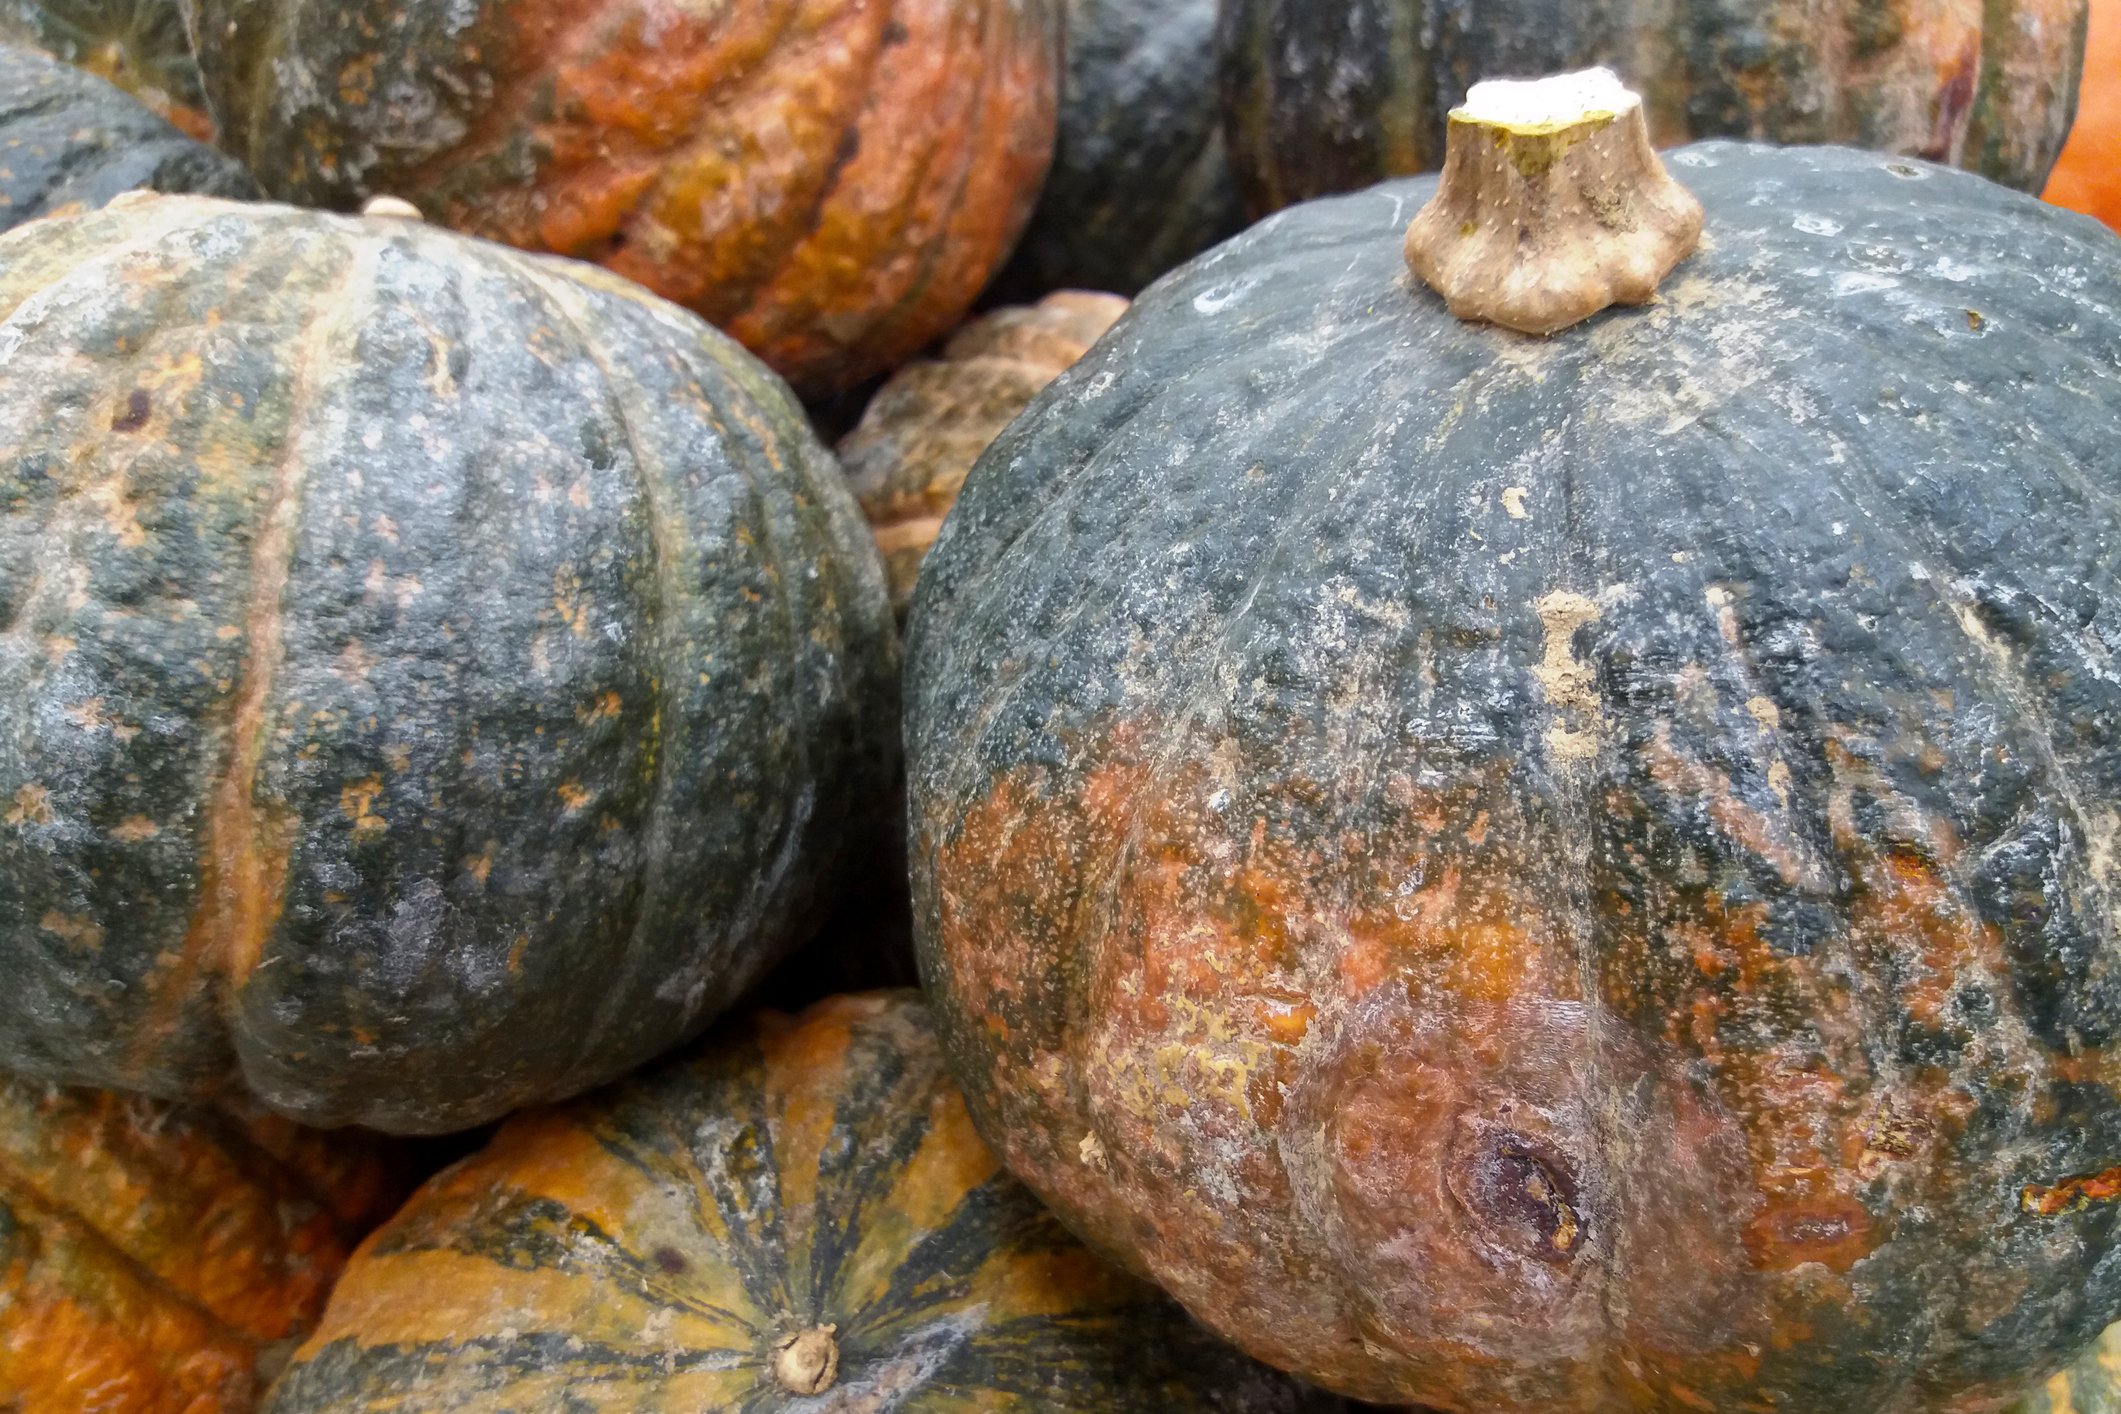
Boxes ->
[0,44,252,229]
[0,197,898,1133]
[906,144,2121,1409]
[987,0,1245,299]
[1217,0,2089,215]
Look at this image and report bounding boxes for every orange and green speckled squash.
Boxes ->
[2046,0,2121,231]
[0,0,212,139]
[178,0,1060,400]
[905,140,2121,1412]
[262,992,1355,1414]
[1219,0,2089,216]
[0,193,898,1134]
[0,1072,409,1413]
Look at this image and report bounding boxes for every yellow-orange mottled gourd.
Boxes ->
[180,0,1061,399]
[262,993,1351,1413]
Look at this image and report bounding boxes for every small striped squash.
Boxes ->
[264,991,1353,1413]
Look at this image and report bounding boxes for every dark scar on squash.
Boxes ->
[2021,1165,2121,1215]
[653,1246,687,1273]
[1459,1134,1587,1261]
[110,389,151,432]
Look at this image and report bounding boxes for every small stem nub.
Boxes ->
[1403,67,1703,335]
[772,1325,840,1396]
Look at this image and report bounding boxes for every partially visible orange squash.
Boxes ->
[184,0,1061,399]
[842,291,1128,615]
[0,1075,409,1413]
[2047,0,2121,230]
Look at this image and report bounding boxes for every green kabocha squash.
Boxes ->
[0,43,253,231]
[0,1072,411,1412]
[1218,0,2089,215]
[0,193,898,1135]
[263,991,1358,1414]
[905,128,2121,1412]
[179,0,1059,400]
[0,0,210,139]
[990,0,1246,299]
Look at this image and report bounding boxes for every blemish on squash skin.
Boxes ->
[2021,1165,2121,1215]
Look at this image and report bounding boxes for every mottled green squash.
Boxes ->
[906,142,2121,1411]
[0,0,210,138]
[0,193,898,1134]
[990,0,1245,299]
[0,43,252,231]
[263,992,1356,1414]
[1219,0,2089,214]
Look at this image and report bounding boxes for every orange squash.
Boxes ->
[2046,0,2121,231]
[0,1074,409,1413]
[183,0,1061,399]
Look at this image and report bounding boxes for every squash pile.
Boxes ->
[4,5,2121,1414]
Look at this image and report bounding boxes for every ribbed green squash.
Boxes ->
[990,0,1245,299]
[0,193,898,1134]
[263,991,1354,1413]
[0,0,210,138]
[0,43,252,231]
[906,142,2121,1411]
[1219,0,2089,215]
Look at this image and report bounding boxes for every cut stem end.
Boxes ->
[1403,67,1704,336]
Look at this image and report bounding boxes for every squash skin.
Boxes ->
[263,991,1355,1413]
[0,44,253,231]
[0,1073,408,1413]
[0,0,211,139]
[990,0,1245,299]
[179,0,1059,400]
[1219,0,2089,216]
[906,143,2121,1411]
[0,194,899,1134]
[841,290,1128,616]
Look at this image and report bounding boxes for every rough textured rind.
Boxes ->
[988,0,1245,299]
[0,1071,409,1414]
[179,0,1059,400]
[0,44,254,232]
[841,290,1127,615]
[0,193,899,1133]
[0,0,211,139]
[2045,0,2119,232]
[263,991,1357,1414]
[1219,0,2089,215]
[906,142,2121,1411]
